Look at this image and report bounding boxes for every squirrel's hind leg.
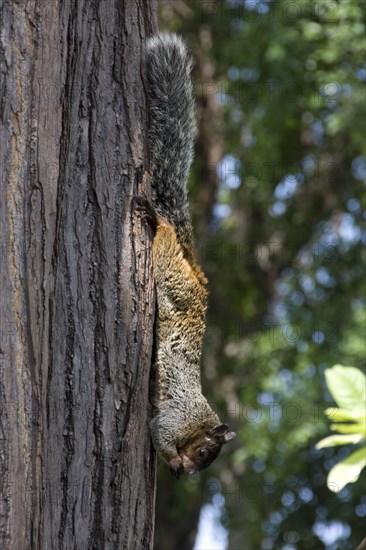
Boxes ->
[132,195,158,231]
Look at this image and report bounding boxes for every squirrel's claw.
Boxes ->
[132,195,158,231]
[169,464,183,479]
[168,457,184,479]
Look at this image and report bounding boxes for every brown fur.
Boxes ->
[149,217,235,477]
[144,33,235,478]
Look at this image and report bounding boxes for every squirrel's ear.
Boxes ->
[207,425,236,442]
[223,431,236,443]
[207,424,229,437]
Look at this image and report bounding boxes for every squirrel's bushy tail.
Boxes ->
[145,33,196,250]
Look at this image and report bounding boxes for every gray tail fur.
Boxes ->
[145,33,196,249]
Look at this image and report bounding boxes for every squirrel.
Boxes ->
[141,33,236,478]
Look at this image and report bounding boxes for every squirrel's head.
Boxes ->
[178,424,236,475]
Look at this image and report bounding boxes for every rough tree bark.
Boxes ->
[0,1,157,548]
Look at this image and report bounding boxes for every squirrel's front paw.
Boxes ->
[168,456,184,479]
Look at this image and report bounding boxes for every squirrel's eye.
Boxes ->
[198,448,206,458]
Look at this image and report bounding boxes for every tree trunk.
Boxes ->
[0,1,157,548]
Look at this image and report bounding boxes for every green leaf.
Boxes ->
[325,365,366,410]
[324,407,365,422]
[316,433,364,449]
[330,422,366,436]
[327,447,366,492]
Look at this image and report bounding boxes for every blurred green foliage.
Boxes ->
[154,1,366,549]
